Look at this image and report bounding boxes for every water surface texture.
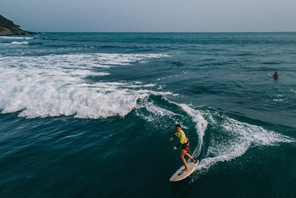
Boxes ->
[1,33,296,198]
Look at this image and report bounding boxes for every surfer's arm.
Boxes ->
[175,143,182,148]
[173,143,181,150]
[170,135,176,141]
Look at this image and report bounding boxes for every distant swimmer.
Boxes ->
[176,62,182,66]
[170,124,197,172]
[273,71,279,79]
[268,71,279,79]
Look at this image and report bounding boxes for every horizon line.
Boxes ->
[36,31,296,33]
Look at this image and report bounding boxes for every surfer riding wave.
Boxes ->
[170,124,197,171]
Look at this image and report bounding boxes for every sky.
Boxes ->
[1,0,296,32]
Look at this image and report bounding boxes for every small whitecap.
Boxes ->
[0,36,33,40]
[11,41,29,45]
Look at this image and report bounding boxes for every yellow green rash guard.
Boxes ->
[174,130,188,147]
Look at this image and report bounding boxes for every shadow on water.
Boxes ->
[171,176,193,196]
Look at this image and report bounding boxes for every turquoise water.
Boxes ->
[0,33,296,198]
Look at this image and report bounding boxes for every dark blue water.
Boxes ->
[1,33,296,198]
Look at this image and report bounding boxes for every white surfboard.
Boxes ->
[169,160,199,182]
[268,73,280,78]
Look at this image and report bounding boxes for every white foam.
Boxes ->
[144,102,178,117]
[133,98,183,136]
[0,66,161,118]
[0,53,168,69]
[156,71,188,81]
[61,132,85,139]
[0,53,170,118]
[88,53,168,66]
[70,70,109,77]
[196,116,294,172]
[0,36,33,40]
[11,41,29,45]
[177,104,208,157]
[135,100,178,124]
[290,89,296,94]
[273,99,284,102]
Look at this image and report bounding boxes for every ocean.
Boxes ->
[0,32,296,198]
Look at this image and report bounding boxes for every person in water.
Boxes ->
[170,124,197,171]
[273,71,279,78]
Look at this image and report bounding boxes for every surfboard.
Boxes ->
[268,73,280,78]
[169,160,199,182]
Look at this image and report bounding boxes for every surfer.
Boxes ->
[170,124,197,171]
[273,71,279,79]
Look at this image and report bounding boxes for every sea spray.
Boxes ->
[178,103,208,157]
[195,114,295,172]
[0,53,170,118]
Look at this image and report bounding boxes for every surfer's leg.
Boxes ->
[182,141,193,161]
[180,149,189,171]
[185,152,193,160]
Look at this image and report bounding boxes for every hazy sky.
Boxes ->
[1,0,296,32]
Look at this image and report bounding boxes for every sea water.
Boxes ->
[0,33,296,198]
